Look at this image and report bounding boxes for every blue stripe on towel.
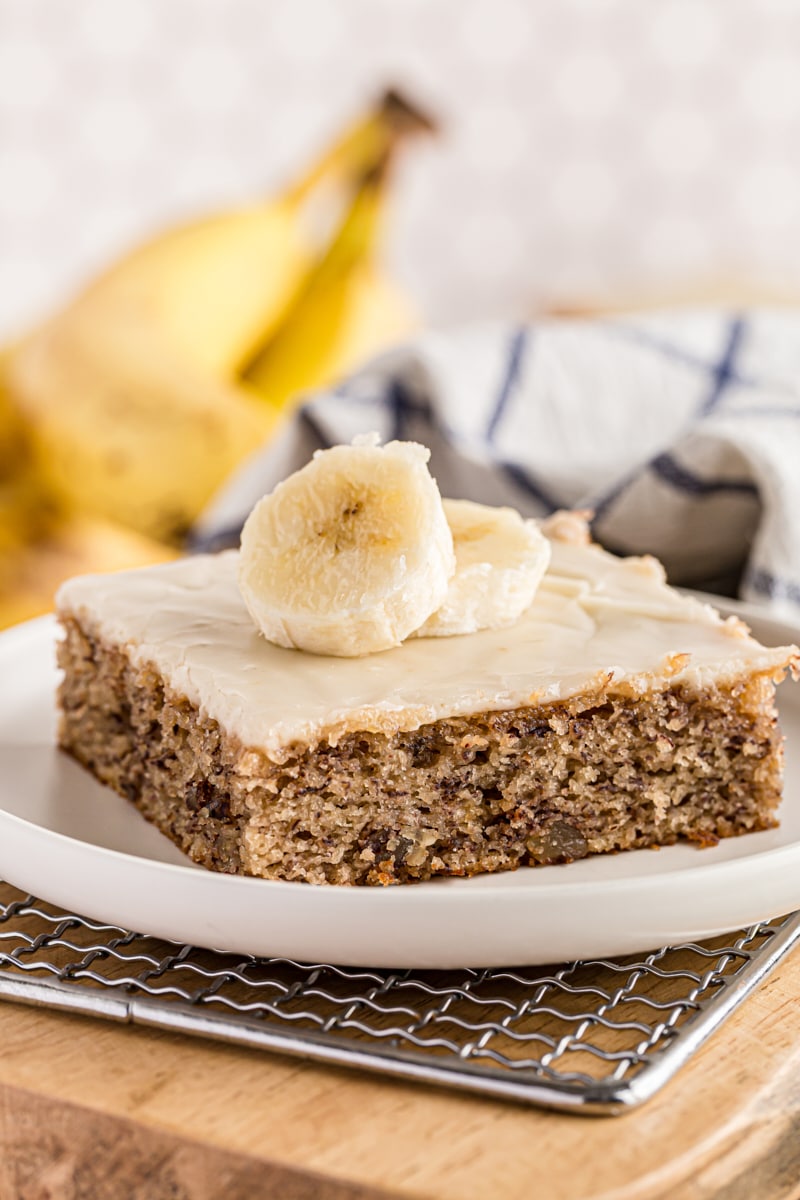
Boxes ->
[745,568,800,606]
[188,524,242,553]
[487,327,528,442]
[650,451,759,497]
[699,316,745,416]
[607,317,756,405]
[500,460,561,513]
[299,406,332,450]
[592,448,758,525]
[333,377,467,446]
[387,377,432,441]
[591,471,637,523]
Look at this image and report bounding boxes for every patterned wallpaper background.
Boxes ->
[1,0,800,337]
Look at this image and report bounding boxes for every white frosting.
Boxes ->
[56,542,797,762]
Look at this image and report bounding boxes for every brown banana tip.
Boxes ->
[379,87,439,136]
[358,147,394,188]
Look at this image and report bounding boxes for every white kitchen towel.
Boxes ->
[195,308,800,616]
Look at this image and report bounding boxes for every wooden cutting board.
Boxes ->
[0,944,798,1199]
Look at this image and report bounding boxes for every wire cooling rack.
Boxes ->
[0,881,797,1116]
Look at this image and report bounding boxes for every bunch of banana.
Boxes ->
[0,334,178,628]
[0,91,432,628]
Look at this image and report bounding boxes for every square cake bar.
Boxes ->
[56,530,797,885]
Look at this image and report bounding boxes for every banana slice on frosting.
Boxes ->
[238,436,455,657]
[412,498,551,638]
[238,439,551,656]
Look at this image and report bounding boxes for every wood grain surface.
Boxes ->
[0,946,797,1200]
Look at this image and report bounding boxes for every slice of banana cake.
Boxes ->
[56,529,797,886]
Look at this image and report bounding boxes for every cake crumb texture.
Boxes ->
[57,617,785,886]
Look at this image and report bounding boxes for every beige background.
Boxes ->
[1,0,800,336]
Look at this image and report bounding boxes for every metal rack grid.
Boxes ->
[0,881,797,1115]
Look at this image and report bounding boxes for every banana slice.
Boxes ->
[238,437,454,657]
[412,499,551,638]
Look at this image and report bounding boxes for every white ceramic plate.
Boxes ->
[0,609,798,968]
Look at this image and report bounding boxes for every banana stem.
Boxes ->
[233,90,434,385]
[285,88,436,208]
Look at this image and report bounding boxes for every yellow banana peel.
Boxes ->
[239,155,416,407]
[83,205,311,380]
[0,343,25,477]
[6,304,276,543]
[0,88,434,624]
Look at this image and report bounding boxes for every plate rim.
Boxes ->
[2,605,800,902]
[0,601,798,965]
